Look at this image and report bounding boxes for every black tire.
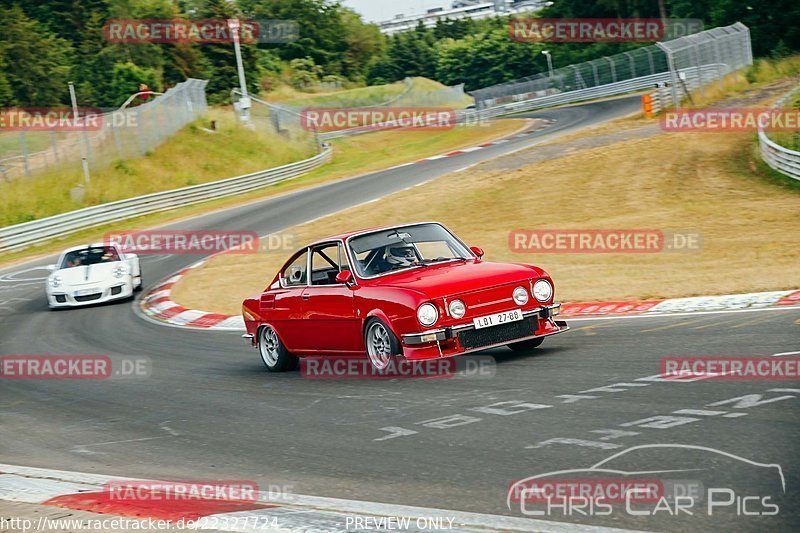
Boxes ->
[133,275,143,292]
[364,318,402,370]
[258,325,299,372]
[507,337,544,352]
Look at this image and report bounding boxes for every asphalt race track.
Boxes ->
[1,95,798,532]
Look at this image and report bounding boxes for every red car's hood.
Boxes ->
[373,260,545,299]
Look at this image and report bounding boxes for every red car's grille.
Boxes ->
[452,284,522,315]
[457,319,536,350]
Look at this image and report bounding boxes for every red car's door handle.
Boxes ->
[302,294,311,300]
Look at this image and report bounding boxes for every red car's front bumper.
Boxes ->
[400,304,568,360]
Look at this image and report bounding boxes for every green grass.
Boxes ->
[0,109,317,226]
[766,87,800,151]
[268,77,474,109]
[0,130,56,158]
[745,55,800,85]
[268,80,410,107]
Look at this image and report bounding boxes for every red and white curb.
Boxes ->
[0,464,636,533]
[386,120,555,170]
[140,265,800,332]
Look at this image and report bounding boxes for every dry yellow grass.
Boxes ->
[0,118,529,268]
[173,127,800,315]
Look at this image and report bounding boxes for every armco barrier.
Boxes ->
[759,88,800,181]
[0,145,332,253]
[469,66,721,122]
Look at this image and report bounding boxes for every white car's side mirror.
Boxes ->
[47,264,57,272]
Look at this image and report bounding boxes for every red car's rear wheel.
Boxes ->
[365,319,400,371]
[258,325,299,372]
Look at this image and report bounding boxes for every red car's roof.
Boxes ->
[308,222,442,247]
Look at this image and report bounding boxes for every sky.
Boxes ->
[342,0,452,23]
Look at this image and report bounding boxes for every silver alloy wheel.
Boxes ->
[366,322,392,370]
[259,326,280,367]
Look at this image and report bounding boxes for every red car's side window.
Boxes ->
[283,251,308,287]
[310,243,350,286]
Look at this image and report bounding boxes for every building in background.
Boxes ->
[378,0,549,35]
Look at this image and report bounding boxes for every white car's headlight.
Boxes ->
[449,299,466,319]
[417,303,439,327]
[113,264,128,278]
[49,275,62,288]
[513,286,529,305]
[533,279,553,302]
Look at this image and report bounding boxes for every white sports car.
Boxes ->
[46,243,142,309]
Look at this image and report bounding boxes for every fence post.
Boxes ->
[692,42,705,98]
[712,38,725,90]
[624,51,635,78]
[19,132,30,177]
[605,57,617,83]
[50,130,60,164]
[644,47,655,75]
[656,42,681,109]
[111,115,123,159]
[136,107,147,155]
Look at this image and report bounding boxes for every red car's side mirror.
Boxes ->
[336,270,355,286]
[470,246,484,259]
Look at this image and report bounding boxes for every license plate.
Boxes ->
[74,288,99,297]
[473,309,524,329]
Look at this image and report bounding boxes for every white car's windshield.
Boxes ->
[348,223,471,277]
[60,246,120,269]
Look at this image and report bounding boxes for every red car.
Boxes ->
[242,222,569,372]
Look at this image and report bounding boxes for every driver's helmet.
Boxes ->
[385,244,417,267]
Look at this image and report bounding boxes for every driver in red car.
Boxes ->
[384,244,419,271]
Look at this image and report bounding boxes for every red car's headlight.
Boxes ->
[417,303,439,326]
[449,299,466,319]
[533,279,553,302]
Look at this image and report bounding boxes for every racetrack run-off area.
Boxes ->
[1,96,798,533]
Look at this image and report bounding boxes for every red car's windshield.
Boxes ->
[348,223,471,277]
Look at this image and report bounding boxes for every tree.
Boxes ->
[109,62,160,106]
[436,29,544,90]
[289,57,323,88]
[195,0,260,102]
[0,5,73,106]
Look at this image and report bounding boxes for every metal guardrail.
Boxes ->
[0,145,332,253]
[759,89,800,181]
[467,66,723,121]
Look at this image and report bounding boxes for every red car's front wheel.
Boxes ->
[364,319,400,371]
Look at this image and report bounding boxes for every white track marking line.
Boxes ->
[567,305,800,322]
[0,464,643,533]
[772,351,800,357]
[0,475,95,504]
